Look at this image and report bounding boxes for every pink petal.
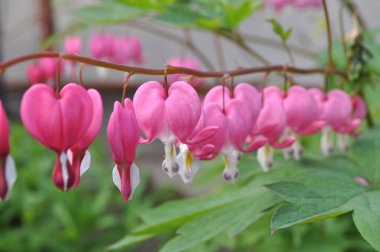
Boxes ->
[107,99,140,165]
[166,81,201,142]
[71,89,103,152]
[0,101,10,156]
[133,81,166,143]
[21,84,93,152]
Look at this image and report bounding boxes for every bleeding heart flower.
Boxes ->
[251,86,295,171]
[167,57,204,88]
[198,83,264,182]
[64,36,82,55]
[128,36,144,64]
[282,86,324,159]
[310,88,363,155]
[134,81,216,178]
[68,89,103,188]
[0,101,16,201]
[21,83,93,191]
[27,63,46,84]
[39,58,65,86]
[107,99,140,202]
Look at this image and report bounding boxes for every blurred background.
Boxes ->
[1,0,380,251]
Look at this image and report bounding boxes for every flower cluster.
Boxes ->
[267,0,322,11]
[1,79,366,203]
[105,81,366,201]
[27,34,144,84]
[89,33,143,65]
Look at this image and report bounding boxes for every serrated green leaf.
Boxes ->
[352,191,380,251]
[267,169,370,231]
[159,188,274,252]
[133,186,255,234]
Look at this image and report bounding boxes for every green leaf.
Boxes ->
[159,188,275,252]
[108,234,155,251]
[154,4,204,28]
[351,126,380,185]
[74,2,148,25]
[227,191,280,237]
[133,185,255,234]
[267,18,292,42]
[223,1,262,29]
[352,191,380,251]
[267,169,370,231]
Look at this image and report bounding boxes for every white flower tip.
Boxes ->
[80,151,91,176]
[4,155,17,200]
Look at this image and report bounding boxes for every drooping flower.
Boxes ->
[282,86,324,159]
[194,83,264,182]
[39,58,65,86]
[133,81,216,178]
[89,33,113,60]
[309,88,363,155]
[64,36,82,55]
[27,63,46,84]
[21,83,93,191]
[68,89,103,188]
[89,33,115,78]
[107,99,140,202]
[167,57,204,88]
[251,86,295,171]
[0,101,16,201]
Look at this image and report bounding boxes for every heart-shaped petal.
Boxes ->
[133,81,166,143]
[21,84,93,152]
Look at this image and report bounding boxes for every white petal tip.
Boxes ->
[80,151,91,176]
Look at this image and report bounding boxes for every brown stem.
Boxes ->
[322,0,333,71]
[121,72,134,105]
[0,52,348,79]
[213,33,226,70]
[322,0,334,92]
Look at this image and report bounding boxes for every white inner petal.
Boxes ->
[67,149,73,165]
[80,151,91,176]
[321,126,333,156]
[257,144,273,172]
[337,134,350,153]
[292,140,303,160]
[162,142,179,178]
[59,152,69,192]
[5,155,17,200]
[222,150,240,183]
[177,143,200,184]
[129,162,140,200]
[112,165,121,191]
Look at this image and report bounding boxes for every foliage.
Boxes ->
[108,126,380,251]
[73,0,262,31]
[0,123,170,252]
